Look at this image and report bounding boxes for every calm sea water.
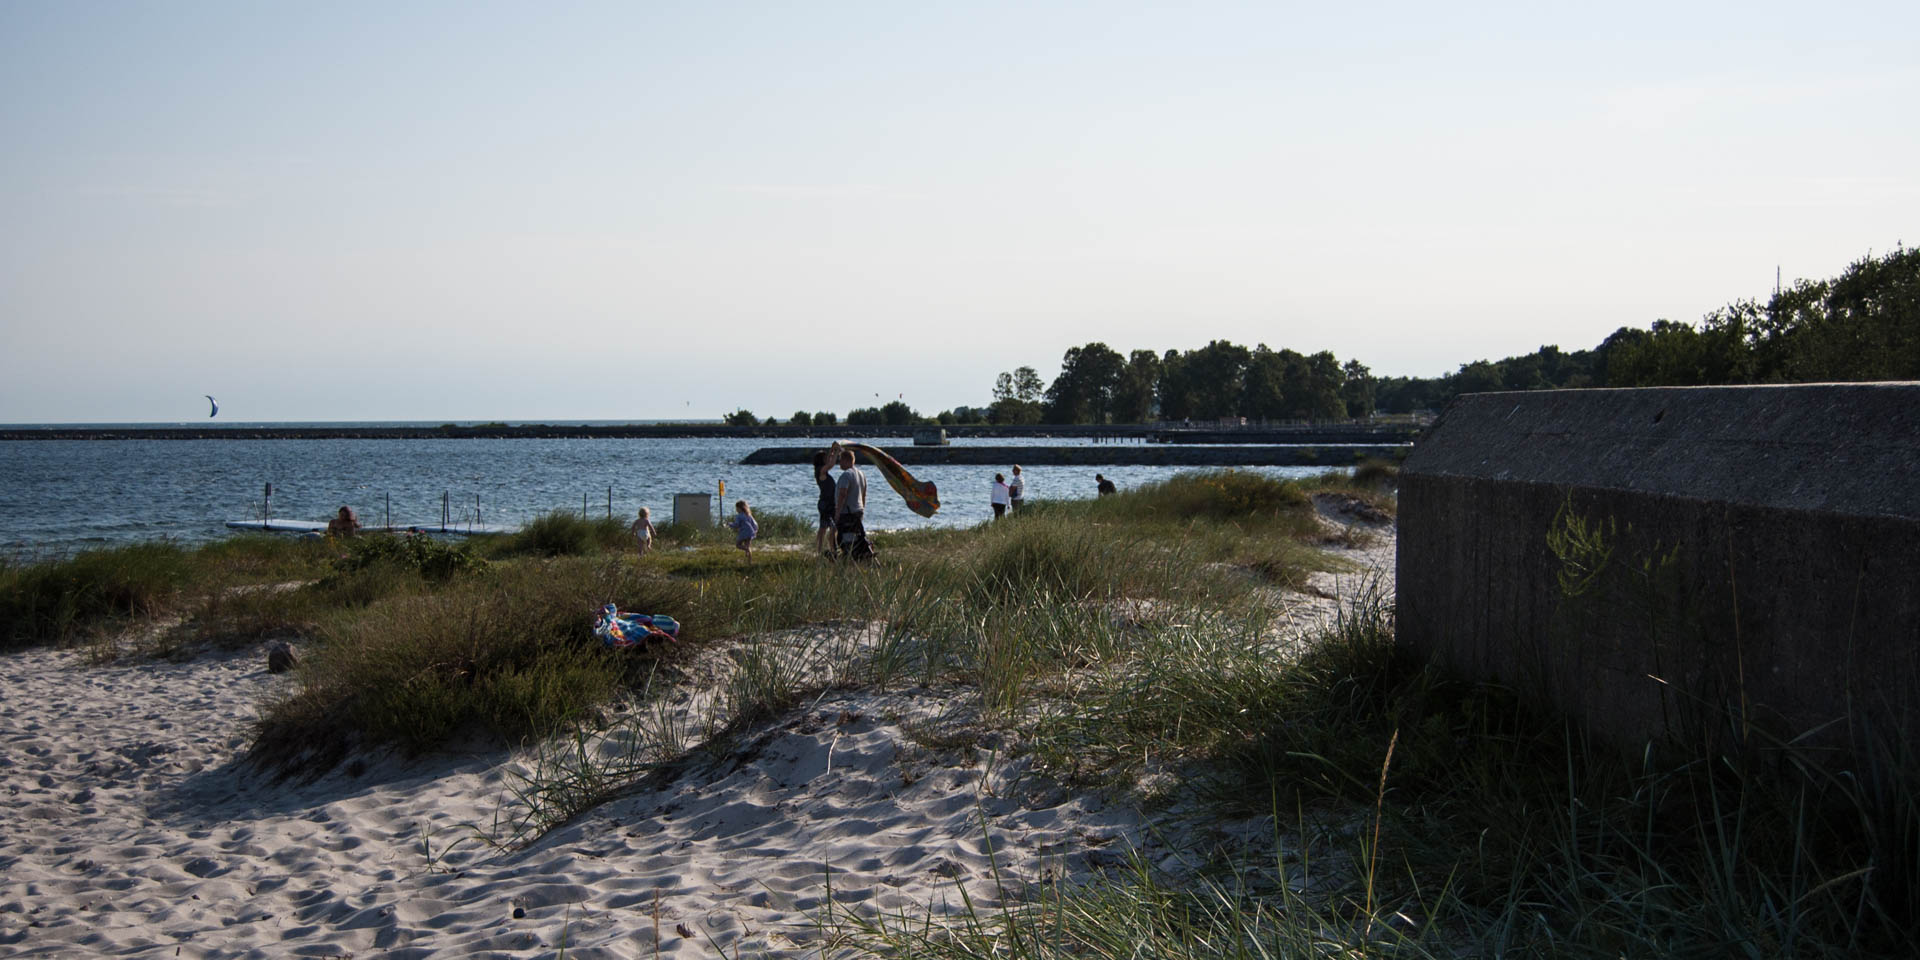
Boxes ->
[0,429,1332,558]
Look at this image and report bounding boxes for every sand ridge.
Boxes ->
[0,650,1145,958]
[0,522,1396,958]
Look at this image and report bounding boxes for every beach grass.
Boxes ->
[10,467,1911,955]
[0,536,340,651]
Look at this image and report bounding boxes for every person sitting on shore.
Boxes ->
[729,499,758,563]
[1095,474,1117,496]
[326,505,360,537]
[1008,464,1026,512]
[630,506,656,557]
[990,473,1011,519]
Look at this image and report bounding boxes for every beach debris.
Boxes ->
[594,604,680,648]
[266,641,298,674]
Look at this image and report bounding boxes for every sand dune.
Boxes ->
[0,529,1394,958]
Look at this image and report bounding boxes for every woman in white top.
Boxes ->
[990,473,1011,519]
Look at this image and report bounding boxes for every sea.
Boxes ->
[0,422,1336,559]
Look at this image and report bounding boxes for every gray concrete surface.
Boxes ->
[1397,383,1920,763]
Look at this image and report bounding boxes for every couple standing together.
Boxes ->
[813,445,871,559]
[990,464,1026,519]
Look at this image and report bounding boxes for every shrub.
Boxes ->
[254,558,695,763]
[0,543,195,649]
[334,533,488,581]
[490,511,627,558]
[1352,456,1401,488]
[1114,470,1312,525]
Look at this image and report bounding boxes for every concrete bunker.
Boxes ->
[1397,383,1920,765]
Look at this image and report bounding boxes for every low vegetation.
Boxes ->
[4,468,1906,955]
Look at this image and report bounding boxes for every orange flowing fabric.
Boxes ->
[843,442,940,517]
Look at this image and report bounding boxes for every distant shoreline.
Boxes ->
[0,422,1425,443]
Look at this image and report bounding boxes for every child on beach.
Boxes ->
[629,507,656,556]
[729,499,758,562]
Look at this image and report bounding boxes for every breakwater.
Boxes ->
[741,444,1408,466]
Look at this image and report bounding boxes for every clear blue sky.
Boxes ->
[3,1,1915,422]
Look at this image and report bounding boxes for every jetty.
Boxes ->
[740,444,1408,467]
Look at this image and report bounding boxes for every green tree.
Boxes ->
[1045,342,1126,423]
[1238,345,1289,420]
[1161,340,1250,419]
[846,407,883,425]
[1341,359,1375,418]
[1112,350,1161,422]
[723,409,759,426]
[990,366,1045,424]
[813,411,838,426]
[880,400,920,425]
[1300,350,1347,419]
[789,411,813,426]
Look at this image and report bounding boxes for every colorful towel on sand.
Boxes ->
[595,603,680,648]
[844,442,940,517]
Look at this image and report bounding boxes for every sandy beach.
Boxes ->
[0,512,1393,958]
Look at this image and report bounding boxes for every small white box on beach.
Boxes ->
[673,493,712,527]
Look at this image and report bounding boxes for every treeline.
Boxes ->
[723,246,1916,426]
[1378,245,1919,412]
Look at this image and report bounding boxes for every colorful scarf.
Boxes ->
[843,442,940,517]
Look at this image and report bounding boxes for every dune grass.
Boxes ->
[840,586,1911,958]
[11,467,1909,954]
[0,536,340,651]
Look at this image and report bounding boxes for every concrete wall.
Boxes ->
[1397,384,1920,762]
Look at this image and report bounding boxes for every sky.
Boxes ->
[2,1,1915,423]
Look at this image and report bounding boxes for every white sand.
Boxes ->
[0,522,1395,958]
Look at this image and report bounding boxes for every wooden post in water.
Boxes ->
[606,486,612,518]
[442,491,450,529]
[263,482,272,526]
[384,492,390,530]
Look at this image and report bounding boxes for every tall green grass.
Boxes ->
[487,511,631,558]
[0,543,195,649]
[253,556,694,760]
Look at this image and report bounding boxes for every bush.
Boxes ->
[1114,470,1312,526]
[335,533,488,581]
[490,512,628,558]
[1352,456,1401,488]
[255,558,695,762]
[0,543,195,649]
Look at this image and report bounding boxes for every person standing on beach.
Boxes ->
[1008,464,1026,512]
[630,507,656,556]
[813,450,838,558]
[835,448,867,557]
[730,500,758,563]
[990,473,1011,519]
